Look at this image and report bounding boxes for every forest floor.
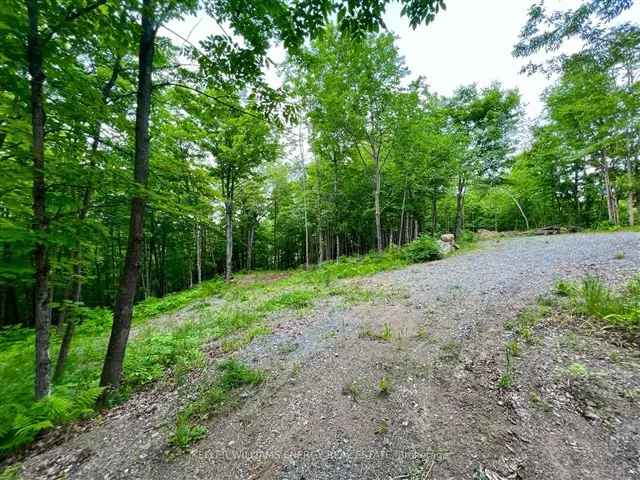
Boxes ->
[15,232,640,480]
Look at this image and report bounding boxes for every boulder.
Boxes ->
[437,239,459,255]
[440,233,455,244]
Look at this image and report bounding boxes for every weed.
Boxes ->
[554,279,576,297]
[507,306,546,344]
[290,362,302,378]
[375,418,388,435]
[360,323,393,342]
[505,339,520,357]
[277,341,299,355]
[529,390,551,411]
[623,388,640,401]
[498,347,514,390]
[497,372,512,390]
[439,340,462,363]
[221,325,271,353]
[614,251,625,260]
[341,381,361,401]
[0,466,21,480]
[260,290,314,312]
[558,361,590,393]
[168,419,207,450]
[169,360,263,451]
[378,376,392,397]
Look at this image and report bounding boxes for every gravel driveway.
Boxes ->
[20,232,640,480]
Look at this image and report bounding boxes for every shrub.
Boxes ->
[402,235,442,263]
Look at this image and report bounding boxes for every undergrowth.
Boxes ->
[168,360,263,450]
[555,276,640,335]
[0,234,464,456]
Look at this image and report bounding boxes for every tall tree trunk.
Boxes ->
[298,124,310,269]
[195,224,202,283]
[431,194,437,235]
[315,156,324,264]
[399,183,406,246]
[246,221,255,270]
[100,3,155,392]
[373,150,382,252]
[602,158,619,225]
[627,155,634,226]
[224,200,233,281]
[27,0,50,400]
[454,175,465,240]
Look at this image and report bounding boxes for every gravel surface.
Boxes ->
[17,232,640,480]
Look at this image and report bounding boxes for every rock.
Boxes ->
[438,240,456,255]
[440,233,455,243]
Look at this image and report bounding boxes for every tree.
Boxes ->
[98,0,448,392]
[185,93,278,281]
[446,84,521,239]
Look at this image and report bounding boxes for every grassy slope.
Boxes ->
[0,243,439,454]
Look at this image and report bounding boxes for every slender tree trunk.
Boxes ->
[100,4,155,392]
[224,200,233,281]
[315,156,324,264]
[195,224,202,283]
[27,0,50,400]
[246,221,255,270]
[454,176,465,240]
[373,150,382,252]
[627,156,634,226]
[430,194,437,235]
[602,158,619,225]
[399,183,406,246]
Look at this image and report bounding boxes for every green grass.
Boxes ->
[168,360,263,450]
[360,322,393,342]
[560,276,640,334]
[0,237,461,455]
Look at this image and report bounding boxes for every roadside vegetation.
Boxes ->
[0,235,447,456]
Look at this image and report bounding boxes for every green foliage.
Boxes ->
[402,235,442,263]
[360,323,393,342]
[377,376,391,397]
[169,360,263,450]
[260,290,314,312]
[0,465,22,480]
[0,387,102,453]
[554,276,640,334]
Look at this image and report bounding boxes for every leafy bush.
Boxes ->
[402,235,442,263]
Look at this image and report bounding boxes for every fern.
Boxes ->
[0,387,104,455]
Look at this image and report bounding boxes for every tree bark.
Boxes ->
[399,184,406,246]
[373,149,383,252]
[27,0,51,400]
[224,200,233,281]
[602,157,619,225]
[454,175,465,240]
[627,155,634,226]
[195,224,202,283]
[246,221,255,270]
[100,2,155,392]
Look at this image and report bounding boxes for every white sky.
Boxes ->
[166,0,640,122]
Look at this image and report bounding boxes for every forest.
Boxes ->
[0,0,639,474]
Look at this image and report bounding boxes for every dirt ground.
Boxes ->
[14,232,640,480]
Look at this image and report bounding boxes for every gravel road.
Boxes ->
[19,232,640,480]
